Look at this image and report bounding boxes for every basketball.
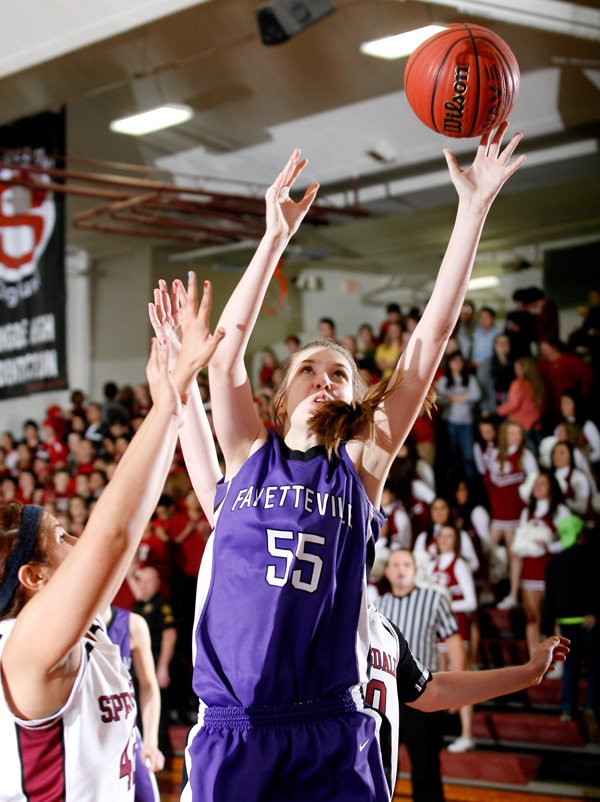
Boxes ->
[404,23,520,138]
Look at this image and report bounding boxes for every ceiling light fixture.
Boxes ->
[468,275,500,290]
[109,103,194,136]
[360,25,446,59]
[410,0,600,42]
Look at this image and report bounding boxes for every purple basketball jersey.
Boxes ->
[192,431,385,707]
[107,606,132,671]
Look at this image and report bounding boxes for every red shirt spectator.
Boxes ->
[174,491,211,577]
[538,340,593,413]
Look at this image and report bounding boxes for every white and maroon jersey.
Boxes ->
[0,618,137,802]
[364,606,431,801]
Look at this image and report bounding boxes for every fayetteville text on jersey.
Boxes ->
[230,484,353,527]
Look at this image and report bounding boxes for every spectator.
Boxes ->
[410,407,437,468]
[471,307,501,368]
[451,478,492,600]
[102,380,129,426]
[378,302,402,341]
[454,300,476,360]
[284,334,301,355]
[435,351,481,478]
[39,421,68,466]
[49,467,71,512]
[68,388,86,418]
[317,316,337,342]
[74,437,96,475]
[16,470,38,505]
[85,402,108,443]
[0,448,10,482]
[557,390,600,469]
[341,334,358,358]
[89,468,108,499]
[387,450,436,542]
[504,288,537,358]
[550,441,591,520]
[538,339,593,423]
[130,565,178,756]
[0,477,17,502]
[134,382,152,417]
[543,515,599,732]
[14,442,33,474]
[22,419,41,452]
[497,356,545,453]
[68,494,90,536]
[1,432,17,471]
[356,323,378,362]
[526,287,560,344]
[477,333,515,414]
[256,347,279,388]
[375,321,405,380]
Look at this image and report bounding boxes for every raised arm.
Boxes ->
[3,341,183,718]
[209,150,319,475]
[359,123,525,503]
[5,315,223,719]
[150,277,222,524]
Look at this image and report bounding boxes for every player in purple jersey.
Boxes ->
[105,605,163,802]
[0,286,224,802]
[173,126,569,802]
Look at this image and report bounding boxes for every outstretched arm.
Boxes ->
[359,123,525,504]
[411,635,569,712]
[5,308,223,720]
[209,150,319,475]
[149,277,222,524]
[4,340,183,719]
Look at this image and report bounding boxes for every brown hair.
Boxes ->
[272,339,436,459]
[515,356,545,408]
[0,501,47,620]
[439,524,461,558]
[497,419,525,470]
[556,420,587,452]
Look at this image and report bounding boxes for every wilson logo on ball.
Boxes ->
[404,23,520,138]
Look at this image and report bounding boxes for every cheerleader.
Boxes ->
[513,469,570,655]
[550,441,592,521]
[413,497,479,575]
[481,420,537,609]
[427,524,478,752]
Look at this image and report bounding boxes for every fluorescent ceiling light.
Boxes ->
[410,0,600,42]
[468,275,500,290]
[360,25,446,60]
[110,104,194,136]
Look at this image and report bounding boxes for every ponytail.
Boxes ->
[308,377,437,459]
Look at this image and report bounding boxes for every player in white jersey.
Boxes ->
[365,604,431,799]
[0,285,223,802]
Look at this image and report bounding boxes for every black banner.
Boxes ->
[0,109,67,399]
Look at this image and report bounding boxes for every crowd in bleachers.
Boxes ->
[1,284,598,734]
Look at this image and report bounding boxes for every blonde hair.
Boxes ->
[272,339,436,459]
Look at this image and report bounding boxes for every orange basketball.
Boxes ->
[404,23,520,138]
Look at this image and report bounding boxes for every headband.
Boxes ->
[0,504,44,614]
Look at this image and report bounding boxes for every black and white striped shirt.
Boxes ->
[378,585,459,671]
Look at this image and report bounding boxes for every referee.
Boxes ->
[378,548,465,802]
